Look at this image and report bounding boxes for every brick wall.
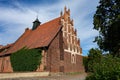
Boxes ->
[0,57,2,72]
[64,52,84,73]
[46,29,63,72]
[0,56,13,72]
[46,29,84,73]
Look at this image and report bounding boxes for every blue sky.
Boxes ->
[0,0,99,56]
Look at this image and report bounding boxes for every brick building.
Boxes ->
[0,7,84,73]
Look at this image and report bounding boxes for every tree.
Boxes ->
[83,48,102,72]
[86,55,120,80]
[93,0,120,57]
[84,49,120,80]
[87,48,102,72]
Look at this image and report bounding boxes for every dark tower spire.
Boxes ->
[32,17,41,30]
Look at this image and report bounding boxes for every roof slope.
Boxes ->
[0,43,13,56]
[5,17,62,55]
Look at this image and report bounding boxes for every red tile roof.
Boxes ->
[0,43,13,50]
[0,43,14,56]
[0,45,3,49]
[1,17,62,56]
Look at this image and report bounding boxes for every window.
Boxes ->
[77,47,79,53]
[71,54,76,64]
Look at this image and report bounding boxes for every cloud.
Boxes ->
[0,0,99,56]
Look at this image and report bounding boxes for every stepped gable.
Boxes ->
[1,17,62,56]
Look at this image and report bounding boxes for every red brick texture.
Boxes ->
[46,29,64,72]
[63,52,84,73]
[45,29,84,73]
[0,56,13,72]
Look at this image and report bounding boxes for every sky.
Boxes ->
[0,0,100,56]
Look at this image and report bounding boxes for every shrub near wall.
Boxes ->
[84,48,120,80]
[86,55,120,80]
[10,47,42,72]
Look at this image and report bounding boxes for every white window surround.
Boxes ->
[71,54,76,64]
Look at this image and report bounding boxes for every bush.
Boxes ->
[10,47,42,72]
[86,55,120,80]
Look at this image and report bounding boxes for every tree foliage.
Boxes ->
[87,48,102,72]
[10,47,42,72]
[86,55,120,80]
[83,48,102,72]
[84,48,120,80]
[93,0,120,57]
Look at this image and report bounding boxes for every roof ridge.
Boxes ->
[37,17,61,29]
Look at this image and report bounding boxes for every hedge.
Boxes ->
[10,47,42,72]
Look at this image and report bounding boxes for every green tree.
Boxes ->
[83,48,102,72]
[88,48,102,72]
[93,0,120,57]
[86,55,120,80]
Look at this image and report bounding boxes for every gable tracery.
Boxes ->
[60,7,82,58]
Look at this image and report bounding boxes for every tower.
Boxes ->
[32,18,41,30]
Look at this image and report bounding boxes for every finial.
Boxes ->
[36,11,39,20]
[75,29,77,31]
[36,11,39,17]
[68,8,70,15]
[36,15,38,19]
[68,8,70,11]
[71,19,74,26]
[64,6,67,12]
[60,11,63,16]
[71,19,73,22]
[75,29,77,34]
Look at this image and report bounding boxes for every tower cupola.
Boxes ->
[32,18,41,30]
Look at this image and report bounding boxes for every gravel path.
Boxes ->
[0,73,87,80]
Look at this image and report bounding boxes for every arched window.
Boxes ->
[71,54,76,64]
